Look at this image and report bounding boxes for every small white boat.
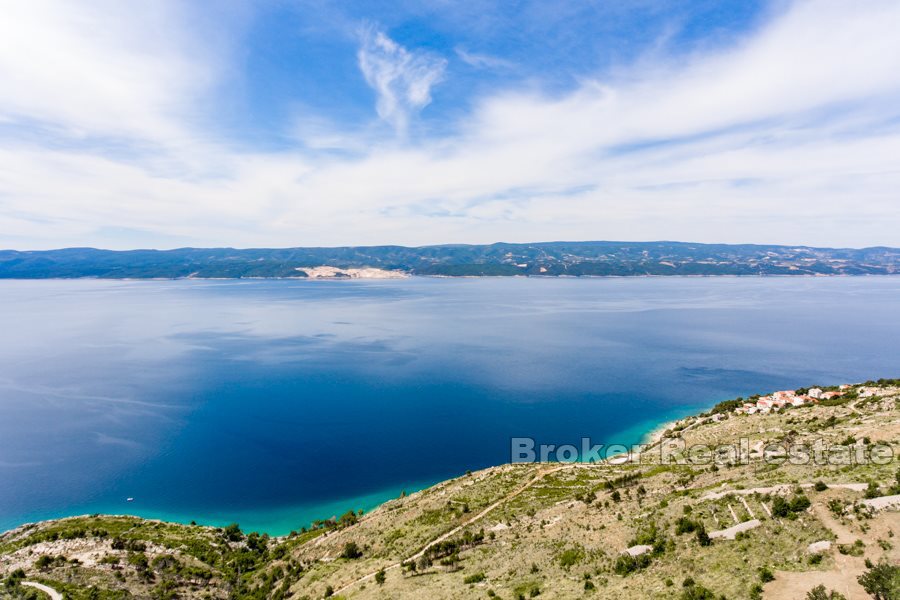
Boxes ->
[126,497,134,502]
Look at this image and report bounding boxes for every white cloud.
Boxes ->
[455,47,515,70]
[356,27,447,134]
[1,0,900,250]
[0,0,219,143]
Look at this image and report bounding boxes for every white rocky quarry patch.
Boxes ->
[861,494,900,512]
[622,544,653,557]
[295,266,409,279]
[708,519,761,540]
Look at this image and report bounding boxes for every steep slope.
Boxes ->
[2,380,899,600]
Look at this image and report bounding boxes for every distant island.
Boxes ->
[0,241,898,279]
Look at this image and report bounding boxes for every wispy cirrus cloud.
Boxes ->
[356,26,447,135]
[455,47,515,71]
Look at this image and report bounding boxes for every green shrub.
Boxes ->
[864,482,882,499]
[675,517,699,535]
[223,523,243,542]
[696,526,711,547]
[806,584,847,599]
[340,542,362,559]
[679,579,718,600]
[838,540,865,556]
[857,560,900,599]
[827,499,846,517]
[558,548,582,569]
[773,494,810,518]
[613,553,651,576]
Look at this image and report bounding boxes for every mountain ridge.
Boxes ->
[1,241,898,279]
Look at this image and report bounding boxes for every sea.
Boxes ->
[0,276,898,534]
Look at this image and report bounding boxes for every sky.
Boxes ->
[1,0,899,250]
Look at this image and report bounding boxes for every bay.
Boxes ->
[0,276,897,534]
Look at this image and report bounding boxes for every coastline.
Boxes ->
[1,273,900,282]
[0,476,444,539]
[0,405,710,537]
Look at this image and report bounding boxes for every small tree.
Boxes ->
[223,523,243,542]
[679,578,717,600]
[858,561,900,599]
[340,541,362,559]
[337,510,358,527]
[789,494,811,513]
[806,584,847,600]
[375,568,386,585]
[827,498,846,517]
[864,482,882,499]
[696,526,711,547]
[772,496,790,518]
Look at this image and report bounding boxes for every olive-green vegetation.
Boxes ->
[2,380,899,599]
[1,242,897,279]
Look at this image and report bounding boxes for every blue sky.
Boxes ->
[220,1,766,144]
[1,0,899,249]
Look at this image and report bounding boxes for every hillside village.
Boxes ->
[733,385,882,415]
[1,379,899,600]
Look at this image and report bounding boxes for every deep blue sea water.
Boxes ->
[1,276,898,534]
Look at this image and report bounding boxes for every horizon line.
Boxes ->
[4,240,900,253]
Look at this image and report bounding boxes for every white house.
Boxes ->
[772,390,796,403]
[756,397,775,409]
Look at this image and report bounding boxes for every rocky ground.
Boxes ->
[2,380,899,600]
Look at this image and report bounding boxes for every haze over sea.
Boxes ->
[1,276,898,535]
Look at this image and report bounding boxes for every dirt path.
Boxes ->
[764,553,868,599]
[333,464,571,595]
[701,482,866,501]
[21,582,63,600]
[811,503,857,545]
[765,506,900,599]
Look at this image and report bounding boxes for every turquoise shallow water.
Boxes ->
[1,276,898,534]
